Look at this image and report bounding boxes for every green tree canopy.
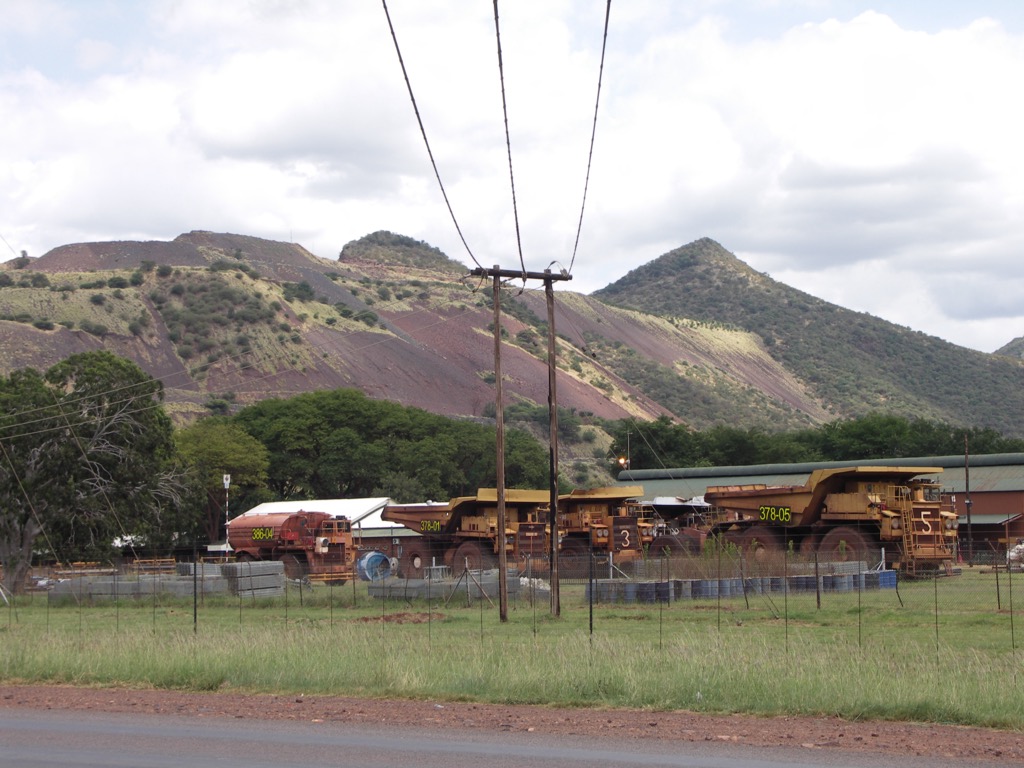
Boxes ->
[0,351,193,592]
[609,412,1024,472]
[231,389,548,503]
[174,418,270,543]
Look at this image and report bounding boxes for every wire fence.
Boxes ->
[3,542,1019,655]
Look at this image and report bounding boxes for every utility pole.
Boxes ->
[471,266,571,621]
[964,434,973,566]
[545,272,561,617]
[490,269,509,622]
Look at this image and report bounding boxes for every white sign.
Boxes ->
[223,474,231,489]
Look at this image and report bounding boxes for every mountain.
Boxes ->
[2,231,1023,438]
[995,336,1024,360]
[594,237,1024,433]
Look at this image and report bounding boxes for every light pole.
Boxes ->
[223,474,231,552]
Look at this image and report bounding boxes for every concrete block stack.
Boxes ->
[220,560,285,598]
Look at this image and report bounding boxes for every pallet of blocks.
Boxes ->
[130,557,178,575]
[220,561,285,598]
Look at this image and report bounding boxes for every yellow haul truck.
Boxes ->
[383,486,654,578]
[558,485,653,561]
[382,489,551,578]
[703,466,958,574]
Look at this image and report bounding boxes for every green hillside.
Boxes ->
[593,238,1024,434]
[3,231,1024,442]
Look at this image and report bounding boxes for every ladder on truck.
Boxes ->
[886,483,951,577]
[883,484,919,577]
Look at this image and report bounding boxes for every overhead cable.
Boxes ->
[492,0,527,281]
[568,0,612,276]
[381,0,483,270]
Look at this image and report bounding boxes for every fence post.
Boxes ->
[716,537,722,633]
[814,553,821,611]
[1008,561,1016,656]
[996,564,1002,612]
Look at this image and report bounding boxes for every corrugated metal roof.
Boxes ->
[955,462,1024,493]
[239,498,398,527]
[961,513,1023,526]
[619,453,1024,500]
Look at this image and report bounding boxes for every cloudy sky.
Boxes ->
[2,1,1023,353]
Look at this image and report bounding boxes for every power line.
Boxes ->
[492,0,527,279]
[568,0,612,276]
[0,438,65,572]
[0,232,21,259]
[382,1,612,281]
[48,389,141,563]
[0,369,170,438]
[381,0,483,270]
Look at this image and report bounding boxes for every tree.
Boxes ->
[609,416,701,471]
[232,388,549,502]
[174,418,270,543]
[0,351,192,593]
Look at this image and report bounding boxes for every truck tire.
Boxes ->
[558,537,589,579]
[452,541,496,575]
[560,537,589,557]
[651,533,698,556]
[739,527,782,561]
[400,541,432,579]
[818,526,870,563]
[279,554,305,579]
[442,546,457,571]
[799,533,821,559]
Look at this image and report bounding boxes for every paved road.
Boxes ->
[0,707,992,768]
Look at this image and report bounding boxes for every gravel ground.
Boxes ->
[1,684,1020,764]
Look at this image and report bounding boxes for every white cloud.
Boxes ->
[1,1,1023,353]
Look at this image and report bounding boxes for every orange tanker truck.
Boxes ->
[226,510,357,581]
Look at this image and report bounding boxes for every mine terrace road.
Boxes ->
[0,707,1007,768]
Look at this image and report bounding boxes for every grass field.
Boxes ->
[2,569,1022,730]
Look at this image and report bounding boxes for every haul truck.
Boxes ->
[558,485,653,561]
[382,489,551,578]
[702,465,959,574]
[226,510,357,581]
[384,486,657,578]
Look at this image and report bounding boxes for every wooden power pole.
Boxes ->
[545,273,561,617]
[491,269,508,621]
[472,266,571,621]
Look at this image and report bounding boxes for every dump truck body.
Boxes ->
[703,466,958,573]
[383,489,551,578]
[558,485,651,560]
